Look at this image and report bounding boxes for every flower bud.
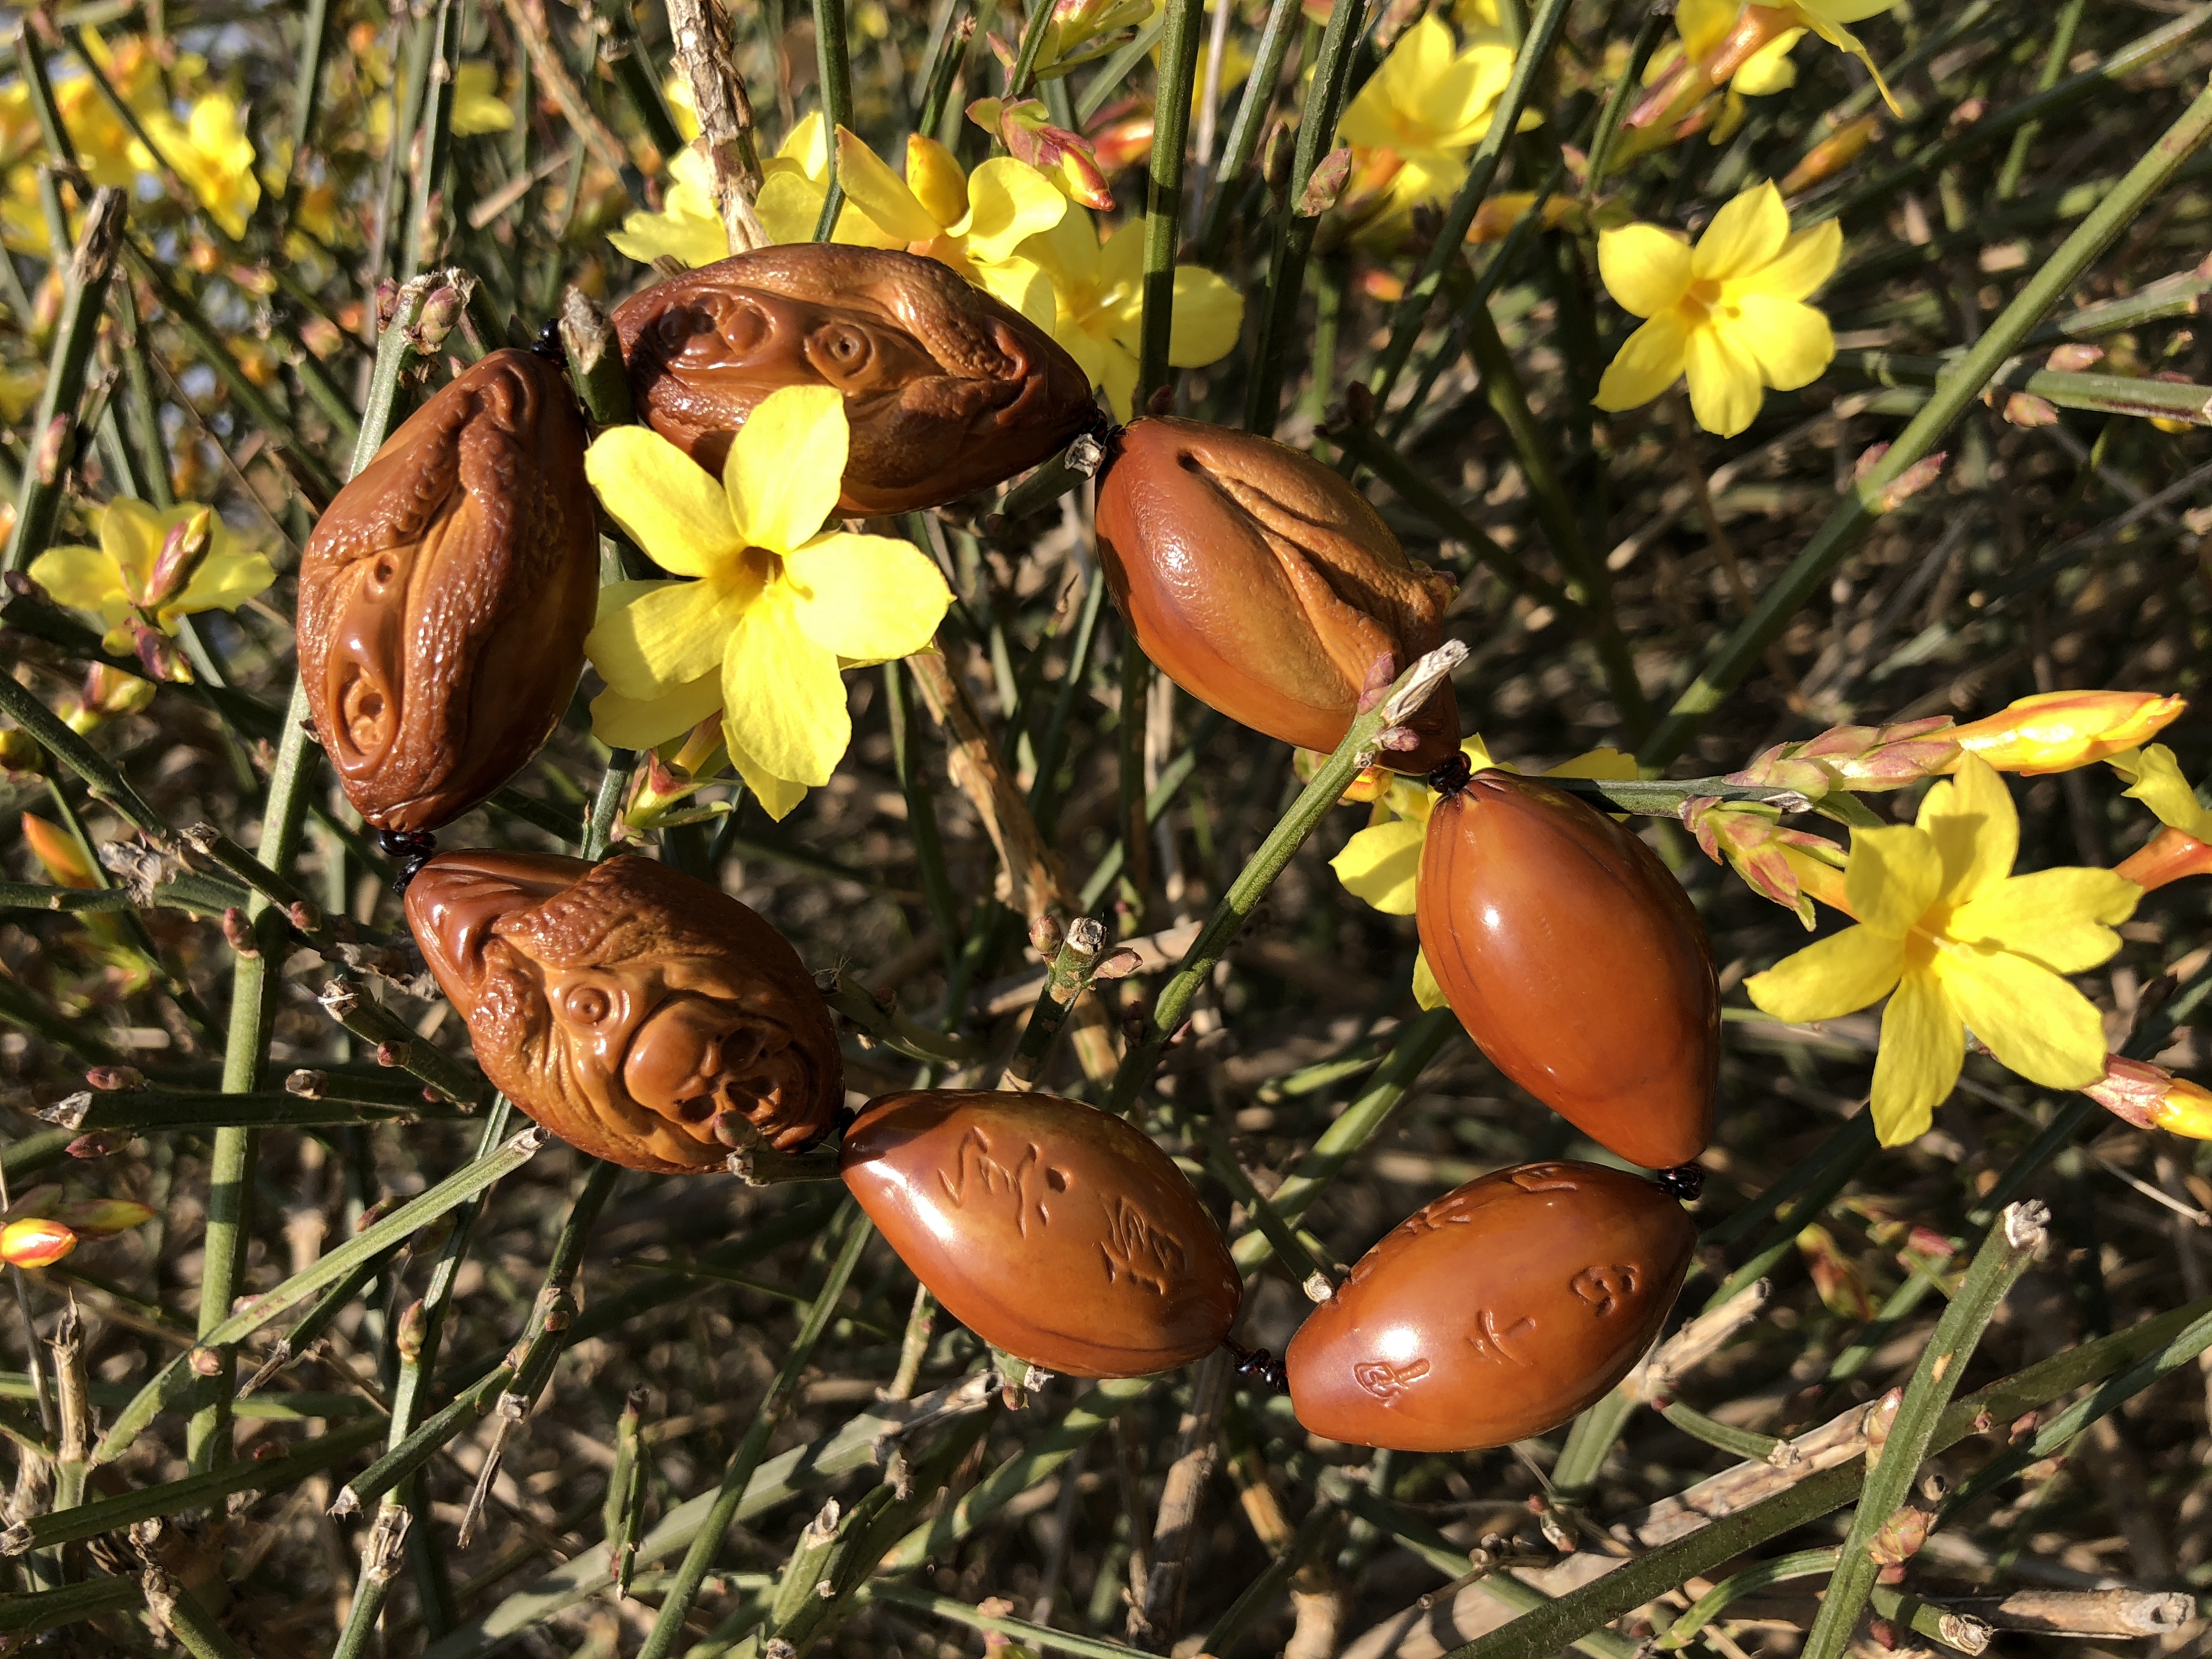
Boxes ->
[1946,690,2186,776]
[1730,718,1960,795]
[0,1217,77,1269]
[84,1066,145,1092]
[1418,769,1718,1168]
[2081,1055,2212,1138]
[297,349,599,834]
[221,907,259,957]
[413,285,462,357]
[1681,798,1844,927]
[136,507,215,611]
[128,617,193,684]
[0,729,43,780]
[1294,749,1392,803]
[1779,115,1882,194]
[20,813,96,889]
[1096,417,1460,772]
[67,1131,132,1159]
[396,1299,427,1362]
[2114,825,2212,893]
[52,1198,154,1238]
[611,245,1097,516]
[2001,392,2059,427]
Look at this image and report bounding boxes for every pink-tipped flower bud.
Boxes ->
[84,1066,145,1092]
[136,508,215,611]
[2081,1055,2212,1138]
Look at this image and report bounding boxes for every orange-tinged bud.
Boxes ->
[20,814,97,889]
[2114,825,2212,892]
[52,1198,155,1238]
[2081,1055,2212,1139]
[1779,115,1882,195]
[0,1217,77,1268]
[1947,690,2186,775]
[1294,749,1392,803]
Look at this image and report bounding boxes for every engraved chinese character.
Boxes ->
[1570,1264,1640,1317]
[1353,1357,1432,1399]
[1510,1166,1580,1194]
[1465,1308,1536,1365]
[938,1128,1069,1237]
[1098,1195,1187,1294]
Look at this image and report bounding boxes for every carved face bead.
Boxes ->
[1286,1162,1695,1451]
[610,246,1097,515]
[1417,771,1719,1169]
[839,1090,1242,1378]
[297,349,599,834]
[1093,417,1461,774]
[405,851,843,1172]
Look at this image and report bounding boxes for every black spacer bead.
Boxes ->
[1428,750,1474,797]
[1655,1162,1706,1203]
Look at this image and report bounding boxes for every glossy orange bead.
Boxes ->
[1285,1161,1694,1451]
[839,1090,1242,1379]
[1094,416,1460,773]
[1416,769,1718,1170]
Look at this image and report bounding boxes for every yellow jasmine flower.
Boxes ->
[1947,690,2185,776]
[450,63,516,136]
[139,91,261,238]
[583,386,953,821]
[30,498,275,652]
[1594,179,1840,438]
[1018,211,1243,420]
[2108,745,2212,842]
[1769,0,1901,112]
[0,362,43,423]
[610,144,729,268]
[1330,738,1638,1006]
[1745,754,2141,1147]
[1336,15,1525,217]
[664,74,702,141]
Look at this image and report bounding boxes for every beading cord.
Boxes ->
[1427,748,1474,797]
[378,828,438,894]
[1222,1337,1288,1392]
[1654,1163,1705,1203]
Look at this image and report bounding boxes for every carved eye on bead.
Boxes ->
[563,985,611,1024]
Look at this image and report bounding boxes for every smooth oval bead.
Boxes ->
[839,1090,1242,1378]
[1286,1161,1695,1451]
[1417,771,1718,1169]
[1093,417,1460,772]
[611,246,1097,515]
[298,349,597,834]
[406,851,842,1172]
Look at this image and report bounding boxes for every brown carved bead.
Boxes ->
[610,246,1097,515]
[839,1090,1242,1378]
[1286,1161,1694,1451]
[1417,770,1718,1169]
[1094,417,1461,772]
[405,851,842,1172]
[297,349,597,834]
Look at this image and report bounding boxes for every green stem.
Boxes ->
[1365,0,1573,403]
[3,189,124,577]
[810,0,856,241]
[1798,1204,2046,1659]
[1585,2,1675,192]
[1658,1549,1838,1649]
[1639,70,2212,768]
[1138,0,1201,406]
[1194,0,1302,262]
[636,1208,874,1659]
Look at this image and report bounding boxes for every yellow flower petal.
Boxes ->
[906,135,969,229]
[591,670,725,751]
[723,385,847,555]
[172,550,276,618]
[1597,224,1693,319]
[1843,823,1941,938]
[755,170,830,245]
[1732,29,1805,96]
[1948,868,2140,974]
[1595,313,1690,413]
[780,532,952,664]
[1735,219,1841,302]
[1745,924,1903,1023]
[719,586,850,788]
[1917,752,2015,904]
[1412,947,1448,1010]
[972,255,1059,333]
[1869,968,1961,1146]
[586,426,745,577]
[1684,322,1764,437]
[1935,946,2109,1091]
[728,737,812,822]
[29,545,128,626]
[99,497,167,593]
[586,578,748,697]
[1692,181,1788,283]
[959,158,1069,264]
[833,126,943,244]
[1330,819,1427,915]
[2111,743,2212,841]
[1165,264,1244,367]
[1730,292,1833,392]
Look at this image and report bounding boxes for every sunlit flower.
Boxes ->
[2109,744,2212,842]
[989,0,1153,80]
[31,499,274,655]
[1762,0,1901,112]
[0,1218,75,1269]
[1330,737,1638,1004]
[138,91,261,238]
[1949,690,2186,775]
[1336,15,1525,218]
[1018,211,1243,420]
[2083,1055,2212,1140]
[967,98,1114,211]
[1594,180,1839,438]
[583,386,952,820]
[609,143,729,268]
[1745,755,2140,1146]
[450,63,516,136]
